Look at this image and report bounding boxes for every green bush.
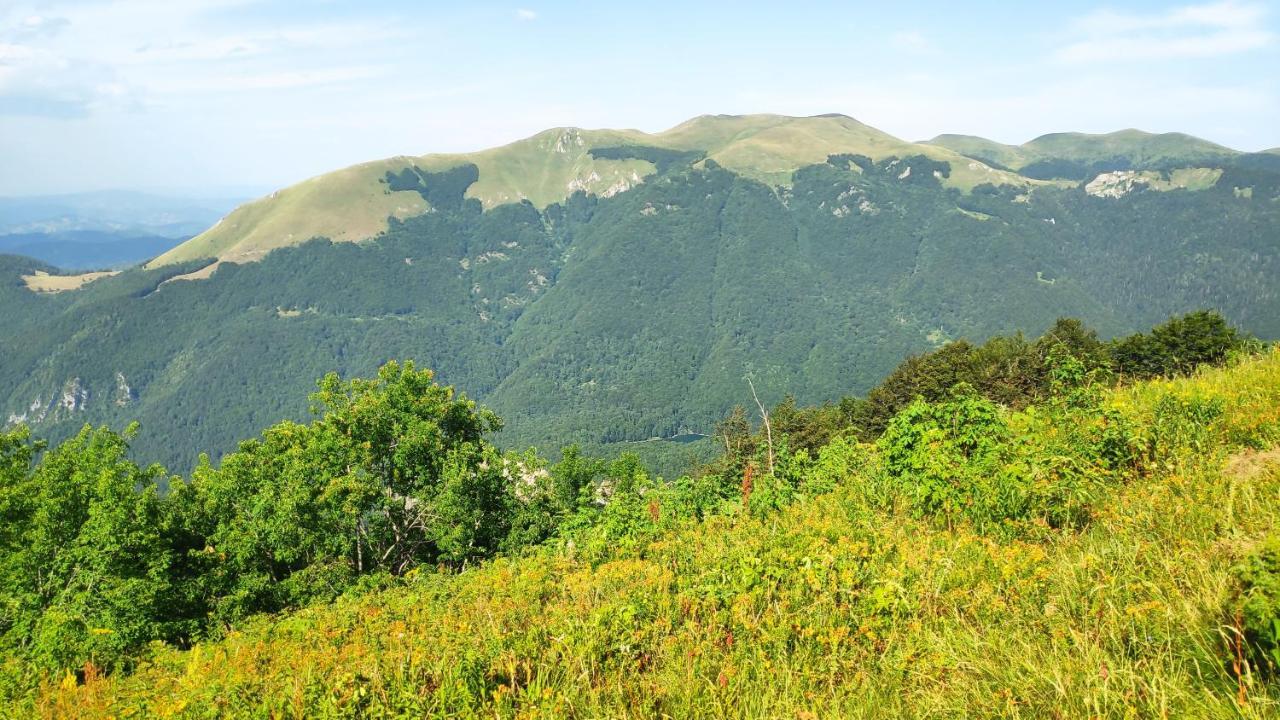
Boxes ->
[1148,393,1226,462]
[1111,310,1242,379]
[1235,537,1280,675]
[877,386,1011,527]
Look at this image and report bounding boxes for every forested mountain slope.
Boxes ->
[2,115,1278,470]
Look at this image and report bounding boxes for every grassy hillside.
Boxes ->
[148,158,430,266]
[1022,129,1237,166]
[656,114,1025,190]
[17,349,1280,718]
[927,129,1240,180]
[147,118,1261,272]
[149,114,1036,268]
[923,133,1032,170]
[19,269,118,293]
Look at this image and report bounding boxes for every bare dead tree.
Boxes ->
[746,376,774,475]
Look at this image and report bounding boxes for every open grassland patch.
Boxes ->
[20,270,119,293]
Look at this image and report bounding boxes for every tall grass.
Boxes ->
[14,350,1280,718]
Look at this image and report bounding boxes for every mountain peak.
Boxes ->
[147,114,1050,269]
[927,127,1240,174]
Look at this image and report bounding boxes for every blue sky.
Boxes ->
[0,0,1277,196]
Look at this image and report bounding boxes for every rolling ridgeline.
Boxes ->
[2,114,1279,473]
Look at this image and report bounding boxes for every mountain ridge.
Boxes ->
[148,114,1044,268]
[5,113,1277,473]
[925,128,1240,182]
[4,130,1277,472]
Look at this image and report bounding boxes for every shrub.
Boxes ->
[1234,537,1280,676]
[877,386,1011,527]
[1149,393,1226,459]
[1111,310,1241,378]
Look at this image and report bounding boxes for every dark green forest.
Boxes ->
[1,152,1278,473]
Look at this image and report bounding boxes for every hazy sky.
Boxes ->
[1,0,1278,196]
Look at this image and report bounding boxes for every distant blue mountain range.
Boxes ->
[0,191,245,269]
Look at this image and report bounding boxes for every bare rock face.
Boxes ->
[59,377,89,415]
[115,372,136,407]
[1085,171,1148,199]
[5,373,136,427]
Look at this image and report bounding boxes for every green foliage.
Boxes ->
[13,349,1280,718]
[0,302,1267,702]
[588,145,704,173]
[871,341,1146,534]
[878,388,1011,526]
[1148,393,1226,462]
[1236,537,1280,675]
[0,361,533,676]
[182,361,510,624]
[383,164,482,211]
[847,317,1109,439]
[0,424,178,672]
[1112,310,1243,378]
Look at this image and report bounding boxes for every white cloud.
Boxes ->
[125,24,406,65]
[0,33,139,117]
[0,1,409,116]
[1056,1,1273,63]
[516,8,537,21]
[12,14,70,40]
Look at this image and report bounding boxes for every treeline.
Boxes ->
[704,310,1248,476]
[0,310,1257,680]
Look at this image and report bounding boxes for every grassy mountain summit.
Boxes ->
[149,114,1035,268]
[923,133,1032,170]
[1023,128,1237,166]
[927,128,1240,180]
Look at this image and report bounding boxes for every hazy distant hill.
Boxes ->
[0,190,244,237]
[2,114,1277,470]
[0,231,186,270]
[0,191,245,269]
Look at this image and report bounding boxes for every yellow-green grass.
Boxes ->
[928,129,1240,174]
[1023,129,1236,167]
[20,270,119,293]
[151,114,1040,269]
[1163,167,1225,190]
[416,127,658,209]
[148,158,430,267]
[661,114,1032,191]
[925,133,1034,169]
[20,351,1280,718]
